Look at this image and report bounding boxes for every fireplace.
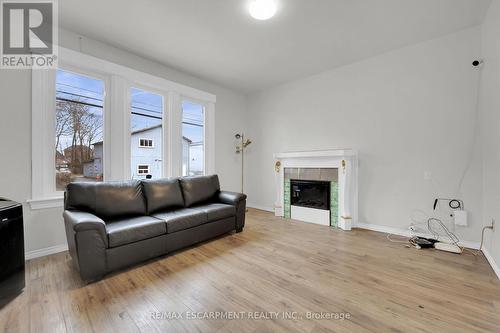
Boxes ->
[291,180,330,211]
[274,149,358,230]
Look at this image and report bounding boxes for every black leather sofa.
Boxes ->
[63,175,246,282]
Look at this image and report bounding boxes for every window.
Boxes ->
[31,48,216,210]
[182,101,205,176]
[137,164,150,175]
[139,139,154,148]
[55,69,105,191]
[130,88,163,179]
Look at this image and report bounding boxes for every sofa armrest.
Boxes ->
[219,191,247,205]
[63,210,108,281]
[218,191,247,232]
[63,210,107,246]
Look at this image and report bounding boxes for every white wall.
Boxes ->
[480,0,500,271]
[245,27,484,243]
[0,28,246,256]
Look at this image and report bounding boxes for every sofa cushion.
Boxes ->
[142,178,184,214]
[152,208,208,233]
[196,203,236,221]
[106,216,166,248]
[96,181,146,218]
[66,181,146,218]
[179,175,220,207]
[65,182,98,212]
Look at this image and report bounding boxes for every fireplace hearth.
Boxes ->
[291,180,330,211]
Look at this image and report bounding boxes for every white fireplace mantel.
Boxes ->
[273,149,359,230]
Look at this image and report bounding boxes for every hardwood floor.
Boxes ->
[1,208,500,333]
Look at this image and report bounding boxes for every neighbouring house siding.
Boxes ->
[131,126,163,179]
[121,125,198,179]
[187,142,204,176]
[83,161,95,178]
[84,143,103,178]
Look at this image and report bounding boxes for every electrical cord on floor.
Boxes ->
[427,217,480,255]
[387,211,479,255]
[409,210,459,244]
[386,233,427,249]
[386,233,410,244]
[453,225,491,256]
[427,217,460,246]
[479,225,492,252]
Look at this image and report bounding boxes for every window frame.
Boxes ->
[53,65,111,192]
[138,139,154,148]
[181,98,207,177]
[139,138,155,148]
[127,83,168,180]
[136,164,150,175]
[29,47,216,210]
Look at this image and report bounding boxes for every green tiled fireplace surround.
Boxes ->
[284,168,339,227]
[284,179,291,219]
[330,181,339,227]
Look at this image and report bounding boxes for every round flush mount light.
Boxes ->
[249,0,277,20]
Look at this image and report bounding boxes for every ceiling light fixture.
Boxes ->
[249,0,277,20]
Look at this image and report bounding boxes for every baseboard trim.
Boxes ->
[482,247,500,279]
[354,222,480,250]
[247,203,274,213]
[25,244,68,260]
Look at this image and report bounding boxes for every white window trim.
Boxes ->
[126,83,167,179]
[181,97,213,177]
[29,46,216,210]
[137,164,150,175]
[139,138,154,148]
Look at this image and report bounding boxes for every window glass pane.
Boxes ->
[130,88,163,179]
[182,101,204,176]
[55,69,105,191]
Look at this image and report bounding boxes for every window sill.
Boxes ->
[27,196,64,210]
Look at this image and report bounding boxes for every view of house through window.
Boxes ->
[55,69,105,191]
[137,164,150,175]
[182,101,205,176]
[130,88,164,179]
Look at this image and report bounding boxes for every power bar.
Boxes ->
[434,242,462,254]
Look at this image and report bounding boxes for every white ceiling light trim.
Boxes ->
[249,0,277,20]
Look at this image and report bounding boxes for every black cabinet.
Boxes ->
[0,199,25,305]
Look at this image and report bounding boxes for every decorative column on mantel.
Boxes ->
[338,158,353,230]
[273,149,359,231]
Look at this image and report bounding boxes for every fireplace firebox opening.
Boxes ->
[290,179,331,211]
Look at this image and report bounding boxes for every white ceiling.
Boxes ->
[59,0,491,93]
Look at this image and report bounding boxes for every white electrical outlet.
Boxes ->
[424,171,432,181]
